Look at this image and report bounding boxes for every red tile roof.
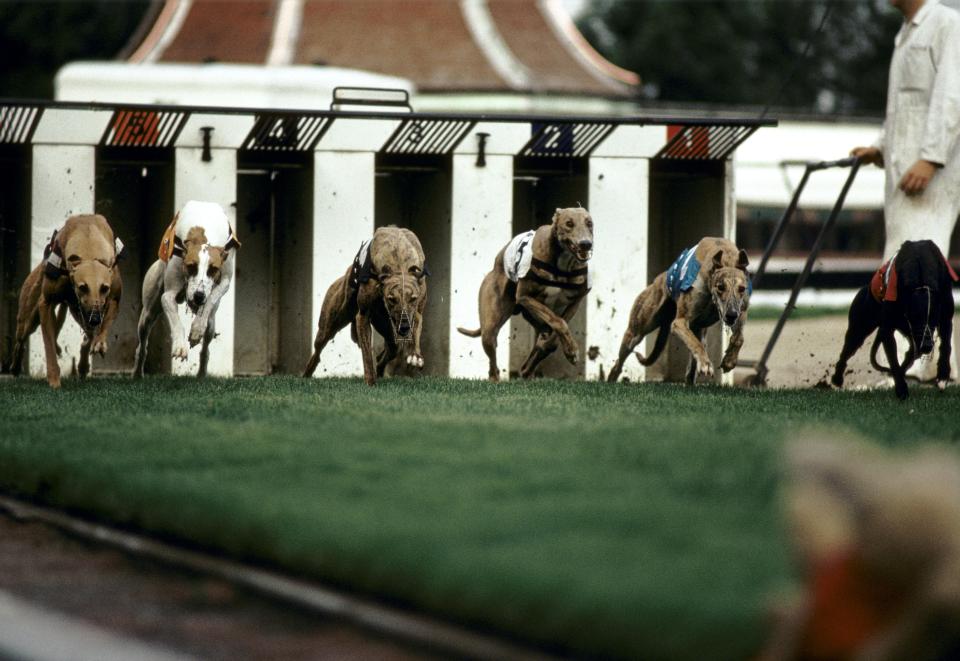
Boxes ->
[296,0,505,91]
[128,0,637,96]
[163,0,275,64]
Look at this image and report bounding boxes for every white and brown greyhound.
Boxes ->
[133,200,240,377]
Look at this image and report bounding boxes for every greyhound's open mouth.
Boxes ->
[568,241,592,263]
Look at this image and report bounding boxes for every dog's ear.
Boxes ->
[378,265,392,282]
[552,208,562,225]
[712,249,725,270]
[66,254,82,271]
[737,249,749,271]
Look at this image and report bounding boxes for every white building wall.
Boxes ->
[586,125,664,382]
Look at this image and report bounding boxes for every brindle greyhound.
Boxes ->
[303,226,427,386]
[11,214,122,389]
[457,207,593,381]
[607,237,750,384]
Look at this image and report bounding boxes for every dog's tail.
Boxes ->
[870,334,916,374]
[457,326,482,338]
[635,320,672,366]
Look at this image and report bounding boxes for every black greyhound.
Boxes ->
[831,240,957,400]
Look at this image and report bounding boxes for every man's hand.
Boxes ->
[899,159,939,196]
[850,146,884,167]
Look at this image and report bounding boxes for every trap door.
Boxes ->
[648,159,730,382]
[374,153,453,376]
[234,162,313,375]
[510,157,589,380]
[0,146,31,373]
[95,149,175,374]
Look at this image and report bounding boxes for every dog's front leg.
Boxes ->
[161,290,188,361]
[38,296,63,388]
[355,310,377,386]
[720,310,749,373]
[671,314,713,379]
[879,327,908,400]
[405,305,425,371]
[190,267,232,347]
[90,284,121,357]
[519,298,584,378]
[516,290,579,365]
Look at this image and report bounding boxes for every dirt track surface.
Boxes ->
[737,314,957,389]
[0,510,438,661]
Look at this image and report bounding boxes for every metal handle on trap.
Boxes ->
[747,157,861,386]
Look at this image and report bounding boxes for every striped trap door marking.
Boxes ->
[382,119,476,155]
[521,122,615,158]
[655,124,759,161]
[0,105,43,144]
[102,109,189,148]
[242,114,331,152]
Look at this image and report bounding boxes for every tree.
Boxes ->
[0,1,151,99]
[578,0,901,116]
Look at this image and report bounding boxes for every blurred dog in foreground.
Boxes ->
[759,435,960,661]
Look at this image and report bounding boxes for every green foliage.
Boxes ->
[579,0,902,115]
[0,376,957,659]
[0,1,150,99]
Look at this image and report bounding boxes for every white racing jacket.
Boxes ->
[876,0,960,258]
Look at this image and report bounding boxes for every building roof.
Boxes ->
[126,0,638,97]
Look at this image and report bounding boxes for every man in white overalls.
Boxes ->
[852,0,960,380]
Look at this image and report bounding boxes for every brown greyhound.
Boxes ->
[303,226,427,386]
[457,207,593,381]
[11,214,122,388]
[607,237,750,384]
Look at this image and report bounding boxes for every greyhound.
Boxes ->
[830,239,957,400]
[303,226,427,386]
[11,214,123,388]
[607,237,751,384]
[133,200,239,378]
[457,207,594,381]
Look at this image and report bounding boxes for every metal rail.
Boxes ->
[0,494,556,661]
[0,96,777,129]
[745,156,861,386]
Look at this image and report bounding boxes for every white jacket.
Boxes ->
[876,0,960,258]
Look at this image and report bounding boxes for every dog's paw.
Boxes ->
[830,373,844,389]
[937,379,947,391]
[188,323,205,347]
[565,347,579,366]
[697,360,714,379]
[172,340,189,361]
[720,355,737,373]
[406,353,424,369]
[895,380,909,400]
[91,339,107,356]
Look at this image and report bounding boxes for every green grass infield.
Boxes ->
[0,376,957,659]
